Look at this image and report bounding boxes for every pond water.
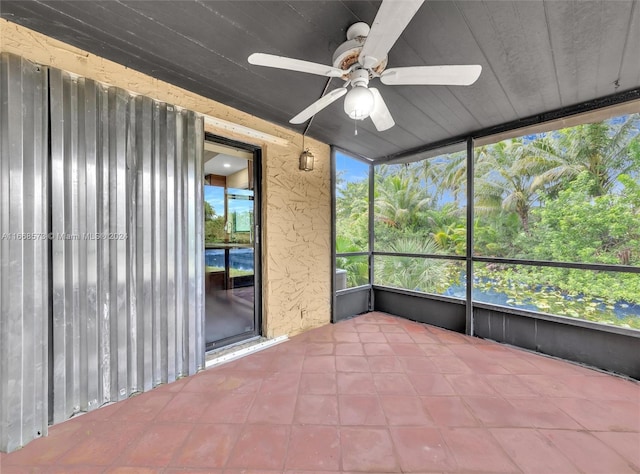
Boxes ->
[444,274,640,323]
[205,248,254,271]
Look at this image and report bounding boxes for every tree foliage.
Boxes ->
[335,113,640,329]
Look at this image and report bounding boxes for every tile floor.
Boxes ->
[1,312,639,473]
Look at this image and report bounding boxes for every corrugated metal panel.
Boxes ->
[0,53,49,452]
[48,68,204,423]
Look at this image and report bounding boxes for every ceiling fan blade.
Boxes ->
[381,65,482,86]
[248,53,344,78]
[290,88,348,124]
[369,88,395,131]
[359,0,425,69]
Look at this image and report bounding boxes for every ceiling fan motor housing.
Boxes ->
[332,22,388,76]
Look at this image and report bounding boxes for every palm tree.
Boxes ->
[374,237,452,292]
[474,139,539,233]
[374,164,431,229]
[421,150,467,205]
[527,114,640,197]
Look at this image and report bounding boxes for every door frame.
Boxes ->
[203,133,262,350]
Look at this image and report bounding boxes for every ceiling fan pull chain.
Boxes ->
[354,119,358,136]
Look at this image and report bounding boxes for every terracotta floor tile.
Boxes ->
[383,332,414,343]
[429,356,472,374]
[491,428,579,473]
[551,397,640,431]
[407,372,456,396]
[336,355,370,372]
[433,331,469,345]
[170,424,241,468]
[340,427,399,472]
[200,392,256,423]
[270,354,304,372]
[355,323,381,333]
[334,331,361,342]
[276,342,307,354]
[334,320,358,333]
[154,392,214,423]
[508,398,582,429]
[464,396,531,427]
[496,356,543,374]
[363,343,395,356]
[358,332,387,343]
[225,425,289,470]
[461,358,511,375]
[446,373,499,397]
[47,467,112,473]
[389,343,425,356]
[299,372,337,395]
[372,373,416,395]
[105,467,162,474]
[335,342,364,355]
[560,374,640,401]
[302,356,336,373]
[294,394,339,425]
[379,395,433,426]
[541,429,636,473]
[4,311,639,474]
[109,391,175,422]
[592,431,640,469]
[305,342,335,356]
[398,355,440,374]
[183,371,262,394]
[259,372,300,395]
[232,353,275,371]
[422,396,480,427]
[485,374,539,398]
[419,343,453,356]
[518,374,583,398]
[119,422,193,467]
[440,427,518,472]
[247,393,297,424]
[285,425,340,471]
[367,355,404,373]
[56,421,147,466]
[390,426,456,472]
[0,418,84,465]
[337,372,376,394]
[379,323,406,333]
[166,469,222,473]
[338,394,387,426]
[409,332,439,344]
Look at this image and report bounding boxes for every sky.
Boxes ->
[204,186,225,217]
[336,151,369,184]
[204,186,254,221]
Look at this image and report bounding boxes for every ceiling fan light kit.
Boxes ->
[344,69,375,120]
[247,0,481,133]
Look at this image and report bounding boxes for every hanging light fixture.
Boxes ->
[299,149,314,171]
[299,134,314,171]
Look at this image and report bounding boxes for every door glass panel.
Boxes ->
[204,141,258,348]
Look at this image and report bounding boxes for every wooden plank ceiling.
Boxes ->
[2,1,639,160]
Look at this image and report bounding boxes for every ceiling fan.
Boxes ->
[247,0,481,132]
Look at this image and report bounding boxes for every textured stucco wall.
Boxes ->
[0,19,331,338]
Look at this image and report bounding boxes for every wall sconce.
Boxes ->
[299,149,314,171]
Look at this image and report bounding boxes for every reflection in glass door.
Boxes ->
[203,139,260,349]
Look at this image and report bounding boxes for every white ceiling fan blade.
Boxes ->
[359,0,425,69]
[369,88,395,131]
[248,53,344,78]
[381,65,482,86]
[290,88,348,124]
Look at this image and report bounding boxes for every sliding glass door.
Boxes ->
[203,138,261,349]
